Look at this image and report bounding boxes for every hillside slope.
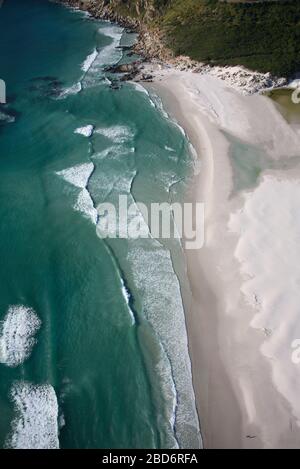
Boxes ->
[161,0,300,77]
[67,0,300,77]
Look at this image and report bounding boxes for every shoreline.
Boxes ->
[147,77,245,448]
[56,0,288,96]
[55,2,203,448]
[55,0,300,449]
[148,71,300,448]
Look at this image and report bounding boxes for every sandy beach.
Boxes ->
[53,0,300,448]
[147,70,300,448]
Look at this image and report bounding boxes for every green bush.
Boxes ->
[161,0,300,76]
[111,0,300,76]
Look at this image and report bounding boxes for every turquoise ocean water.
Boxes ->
[0,0,201,449]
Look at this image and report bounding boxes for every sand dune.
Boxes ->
[148,70,300,448]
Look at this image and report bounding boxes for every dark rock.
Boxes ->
[120,70,139,81]
[110,80,121,90]
[106,62,139,74]
[116,45,133,51]
[141,74,153,81]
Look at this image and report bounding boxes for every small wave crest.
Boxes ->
[120,278,135,325]
[81,48,98,73]
[165,146,176,153]
[95,125,135,144]
[74,125,94,138]
[57,81,82,99]
[0,111,15,124]
[93,145,135,162]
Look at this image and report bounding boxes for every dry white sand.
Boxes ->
[147,70,300,448]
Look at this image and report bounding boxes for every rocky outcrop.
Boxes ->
[201,65,287,95]
[56,0,140,28]
[55,0,288,94]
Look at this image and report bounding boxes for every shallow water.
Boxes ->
[0,0,200,449]
[267,88,300,125]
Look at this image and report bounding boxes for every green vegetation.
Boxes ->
[161,0,300,76]
[111,0,300,76]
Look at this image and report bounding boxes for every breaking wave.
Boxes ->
[131,83,156,108]
[74,125,94,138]
[95,125,135,144]
[52,14,201,448]
[58,22,123,97]
[75,187,98,225]
[56,162,94,189]
[127,244,201,449]
[58,81,82,99]
[6,381,59,449]
[56,162,98,224]
[0,305,41,368]
[81,48,98,73]
[81,25,123,89]
[97,25,123,67]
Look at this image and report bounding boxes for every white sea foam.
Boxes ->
[81,49,98,73]
[93,168,136,205]
[128,243,201,448]
[58,81,82,99]
[149,93,169,118]
[289,79,300,89]
[189,143,201,175]
[0,111,15,124]
[98,25,123,66]
[58,414,66,430]
[93,145,135,163]
[100,25,123,39]
[150,92,187,140]
[132,82,150,96]
[155,348,179,449]
[156,169,180,188]
[6,381,59,449]
[75,188,98,225]
[0,306,41,368]
[120,279,135,325]
[93,146,123,160]
[56,163,98,224]
[56,162,94,189]
[98,184,199,445]
[121,281,130,305]
[67,5,91,19]
[131,83,156,108]
[95,125,135,144]
[165,146,176,153]
[81,25,123,89]
[74,125,94,137]
[93,149,200,446]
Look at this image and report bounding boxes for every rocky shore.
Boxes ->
[56,0,288,94]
